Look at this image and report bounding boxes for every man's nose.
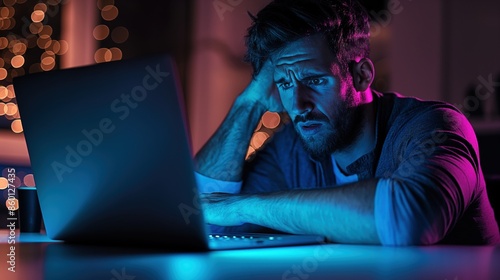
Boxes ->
[291,83,313,116]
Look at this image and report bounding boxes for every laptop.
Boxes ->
[13,53,325,250]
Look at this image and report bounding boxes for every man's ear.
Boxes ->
[351,58,375,91]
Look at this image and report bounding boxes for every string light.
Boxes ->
[94,2,127,63]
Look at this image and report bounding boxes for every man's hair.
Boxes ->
[244,0,370,77]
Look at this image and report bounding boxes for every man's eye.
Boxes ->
[279,82,293,89]
[307,78,324,86]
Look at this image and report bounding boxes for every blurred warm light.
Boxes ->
[48,40,60,53]
[251,131,270,150]
[0,86,7,99]
[97,0,115,10]
[0,103,6,116]
[3,0,16,7]
[111,26,129,43]
[94,48,112,63]
[37,35,52,49]
[57,40,68,55]
[12,42,26,55]
[41,56,55,71]
[7,84,15,98]
[12,109,19,118]
[10,55,24,68]
[109,47,122,60]
[5,102,17,116]
[0,37,7,49]
[39,25,53,37]
[101,5,118,21]
[93,24,110,40]
[0,7,10,18]
[5,198,19,211]
[0,177,7,190]
[246,146,256,160]
[29,22,43,34]
[31,10,45,23]
[0,18,15,30]
[41,51,55,60]
[262,111,281,129]
[23,174,36,187]
[0,68,7,80]
[11,119,23,133]
[34,3,47,12]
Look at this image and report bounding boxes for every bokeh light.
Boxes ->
[39,25,53,37]
[41,56,55,71]
[10,55,24,68]
[262,111,281,129]
[23,174,36,187]
[0,37,8,49]
[0,68,7,80]
[0,103,6,116]
[11,119,23,133]
[109,47,122,60]
[12,42,27,55]
[7,84,15,98]
[0,177,8,190]
[0,86,7,99]
[5,102,17,116]
[5,198,19,211]
[101,5,118,21]
[34,3,47,12]
[93,24,110,40]
[57,40,69,55]
[94,47,112,63]
[251,131,270,150]
[31,10,45,23]
[29,22,43,34]
[111,26,129,44]
[246,146,256,160]
[2,0,16,7]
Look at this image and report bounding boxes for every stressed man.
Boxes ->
[194,0,500,245]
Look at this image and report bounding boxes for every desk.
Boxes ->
[0,230,499,280]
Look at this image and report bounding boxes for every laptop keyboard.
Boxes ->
[208,234,281,243]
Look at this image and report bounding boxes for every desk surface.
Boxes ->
[0,230,499,280]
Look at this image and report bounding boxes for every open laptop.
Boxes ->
[13,53,324,250]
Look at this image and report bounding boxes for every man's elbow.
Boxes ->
[378,218,446,246]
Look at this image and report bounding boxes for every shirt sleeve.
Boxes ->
[374,105,481,246]
[194,172,242,194]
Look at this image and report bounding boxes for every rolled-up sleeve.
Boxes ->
[374,106,480,246]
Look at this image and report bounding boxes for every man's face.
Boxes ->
[272,34,363,157]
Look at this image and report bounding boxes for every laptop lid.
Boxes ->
[14,54,208,250]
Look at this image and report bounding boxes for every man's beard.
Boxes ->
[293,96,365,158]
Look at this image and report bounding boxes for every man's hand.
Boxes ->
[239,59,283,113]
[200,193,248,226]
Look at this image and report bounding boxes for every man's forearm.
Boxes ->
[239,179,380,244]
[195,96,267,181]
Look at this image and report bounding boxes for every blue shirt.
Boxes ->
[197,91,500,245]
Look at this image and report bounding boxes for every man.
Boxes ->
[194,0,500,245]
